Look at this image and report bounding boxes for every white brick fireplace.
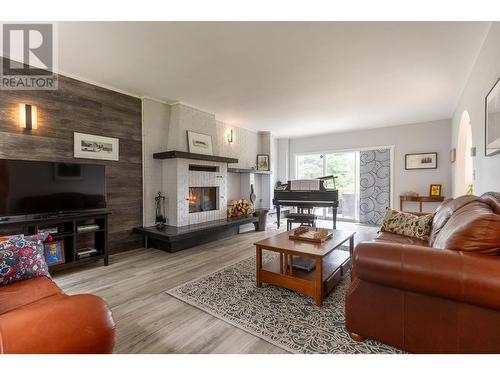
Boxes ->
[162,158,227,226]
[142,101,274,227]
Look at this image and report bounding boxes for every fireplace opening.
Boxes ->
[188,187,218,213]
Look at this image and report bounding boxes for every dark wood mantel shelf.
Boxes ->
[153,150,238,164]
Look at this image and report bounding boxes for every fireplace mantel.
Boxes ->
[153,150,238,164]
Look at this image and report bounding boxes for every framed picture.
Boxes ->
[405,152,437,170]
[74,132,119,161]
[44,240,65,266]
[485,78,500,156]
[429,184,442,197]
[256,154,270,171]
[187,131,213,155]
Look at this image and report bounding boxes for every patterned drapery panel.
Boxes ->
[359,149,391,225]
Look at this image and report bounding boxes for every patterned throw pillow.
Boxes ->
[24,232,51,242]
[0,234,22,243]
[0,237,49,286]
[381,209,433,241]
[0,233,50,243]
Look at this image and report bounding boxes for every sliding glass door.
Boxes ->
[296,151,359,221]
[296,148,392,224]
[296,154,324,179]
[325,152,358,220]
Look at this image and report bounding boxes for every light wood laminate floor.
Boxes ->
[54,221,377,354]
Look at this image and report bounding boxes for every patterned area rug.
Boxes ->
[167,254,402,354]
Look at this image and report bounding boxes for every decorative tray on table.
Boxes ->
[288,226,333,243]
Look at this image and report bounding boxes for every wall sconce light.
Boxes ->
[19,104,38,130]
[227,129,233,143]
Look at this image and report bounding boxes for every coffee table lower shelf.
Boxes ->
[259,251,351,305]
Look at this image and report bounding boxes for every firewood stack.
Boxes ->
[227,199,254,218]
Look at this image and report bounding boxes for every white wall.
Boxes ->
[451,23,500,196]
[227,172,241,203]
[167,104,217,154]
[227,132,275,210]
[257,132,273,209]
[276,138,290,185]
[166,103,260,170]
[142,98,171,226]
[217,120,260,170]
[278,119,452,212]
[271,137,279,186]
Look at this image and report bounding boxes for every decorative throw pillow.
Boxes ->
[0,237,49,286]
[381,209,433,241]
[24,232,51,242]
[0,233,50,243]
[0,234,22,243]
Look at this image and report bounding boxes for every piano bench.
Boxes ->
[285,213,317,231]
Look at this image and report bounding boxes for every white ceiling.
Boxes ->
[58,22,491,138]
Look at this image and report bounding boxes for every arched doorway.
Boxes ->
[455,111,474,196]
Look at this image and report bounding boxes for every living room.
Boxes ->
[2,1,500,373]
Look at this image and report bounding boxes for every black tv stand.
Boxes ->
[0,209,111,272]
[33,212,75,219]
[33,214,53,220]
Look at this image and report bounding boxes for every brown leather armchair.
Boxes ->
[346,192,500,353]
[0,276,115,354]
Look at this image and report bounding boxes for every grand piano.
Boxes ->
[273,177,339,229]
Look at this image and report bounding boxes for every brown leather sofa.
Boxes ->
[0,276,115,353]
[346,192,500,353]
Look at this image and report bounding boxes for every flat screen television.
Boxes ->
[0,159,106,217]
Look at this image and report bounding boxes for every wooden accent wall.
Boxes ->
[0,62,143,253]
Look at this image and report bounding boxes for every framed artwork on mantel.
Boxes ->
[405,152,437,170]
[187,130,214,155]
[256,154,270,171]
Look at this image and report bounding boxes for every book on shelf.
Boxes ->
[76,248,99,259]
[292,256,316,272]
[38,227,58,235]
[77,224,100,233]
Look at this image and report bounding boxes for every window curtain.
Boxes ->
[359,149,391,225]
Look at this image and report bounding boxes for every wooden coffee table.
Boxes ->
[254,229,355,307]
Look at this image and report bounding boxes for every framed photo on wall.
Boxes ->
[256,154,270,171]
[485,77,500,156]
[74,132,119,161]
[405,152,438,170]
[187,131,214,155]
[43,240,65,266]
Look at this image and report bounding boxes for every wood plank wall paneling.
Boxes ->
[0,58,143,253]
